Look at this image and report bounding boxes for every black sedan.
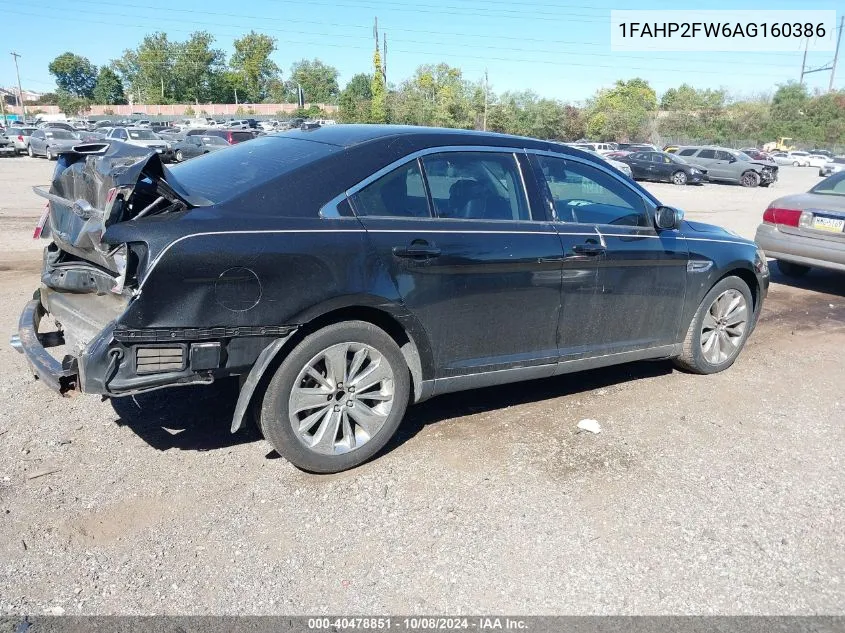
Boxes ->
[619,150,708,185]
[171,134,230,161]
[13,126,769,473]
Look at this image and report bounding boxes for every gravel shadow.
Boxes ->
[768,263,844,296]
[110,378,262,451]
[383,360,674,455]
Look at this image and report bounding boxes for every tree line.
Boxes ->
[39,30,845,147]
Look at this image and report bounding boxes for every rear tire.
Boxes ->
[674,276,754,375]
[740,170,760,188]
[776,260,810,277]
[259,321,410,473]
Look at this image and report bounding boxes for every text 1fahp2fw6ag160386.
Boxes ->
[11,125,769,473]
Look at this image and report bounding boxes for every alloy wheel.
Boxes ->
[673,171,687,185]
[700,289,748,365]
[288,342,395,455]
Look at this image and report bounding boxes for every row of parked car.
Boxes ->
[570,141,844,188]
[0,120,273,163]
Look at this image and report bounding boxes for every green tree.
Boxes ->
[338,73,372,122]
[56,90,90,116]
[660,83,726,111]
[112,33,174,104]
[48,52,97,98]
[585,78,657,141]
[92,67,126,105]
[370,48,387,123]
[287,59,340,104]
[391,63,476,128]
[230,32,280,102]
[172,31,226,103]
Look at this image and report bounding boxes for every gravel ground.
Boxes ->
[0,156,842,615]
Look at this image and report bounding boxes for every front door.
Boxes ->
[531,154,688,356]
[349,150,565,378]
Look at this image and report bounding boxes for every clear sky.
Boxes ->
[2,0,842,103]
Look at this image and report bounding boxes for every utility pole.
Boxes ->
[10,51,26,120]
[0,92,7,126]
[799,37,809,85]
[830,16,844,91]
[383,32,387,84]
[483,69,488,131]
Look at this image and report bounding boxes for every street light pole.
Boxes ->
[10,51,26,121]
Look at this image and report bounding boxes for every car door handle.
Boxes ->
[572,243,606,256]
[393,241,441,259]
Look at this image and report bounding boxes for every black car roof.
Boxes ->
[281,124,560,151]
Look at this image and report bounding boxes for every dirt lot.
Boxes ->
[0,157,842,615]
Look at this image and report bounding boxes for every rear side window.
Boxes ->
[230,132,253,143]
[169,135,338,204]
[536,155,649,227]
[421,152,530,221]
[678,149,697,156]
[697,149,716,159]
[351,161,430,218]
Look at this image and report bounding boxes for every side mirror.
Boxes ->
[655,206,684,230]
[728,156,737,163]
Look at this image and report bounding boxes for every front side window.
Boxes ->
[535,155,649,227]
[421,152,530,221]
[715,150,733,161]
[350,160,430,218]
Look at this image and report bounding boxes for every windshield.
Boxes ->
[44,130,76,140]
[128,129,159,140]
[668,154,688,165]
[733,151,752,161]
[201,136,229,146]
[810,172,845,196]
[834,158,845,164]
[22,128,36,135]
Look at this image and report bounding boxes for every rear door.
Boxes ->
[533,155,688,356]
[627,152,652,179]
[350,149,565,379]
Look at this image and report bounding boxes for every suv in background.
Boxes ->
[675,146,778,187]
[186,128,255,144]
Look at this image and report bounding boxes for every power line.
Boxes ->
[0,3,810,74]
[6,0,807,59]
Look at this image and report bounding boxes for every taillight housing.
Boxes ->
[17,135,23,142]
[763,207,802,227]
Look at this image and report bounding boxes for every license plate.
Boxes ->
[813,216,845,232]
[33,203,50,239]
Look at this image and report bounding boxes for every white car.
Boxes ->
[807,154,832,169]
[786,151,811,166]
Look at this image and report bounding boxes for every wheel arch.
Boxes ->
[231,296,435,434]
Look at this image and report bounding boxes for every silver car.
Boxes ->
[28,128,79,159]
[675,146,778,187]
[755,171,845,276]
[4,126,36,154]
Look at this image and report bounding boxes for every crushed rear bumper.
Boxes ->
[12,298,78,394]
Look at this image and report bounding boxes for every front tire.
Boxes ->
[259,321,410,473]
[27,145,34,158]
[674,276,754,374]
[175,150,184,162]
[672,170,688,185]
[776,260,810,277]
[740,170,760,188]
[45,147,53,160]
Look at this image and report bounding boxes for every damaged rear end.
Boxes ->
[12,141,203,396]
